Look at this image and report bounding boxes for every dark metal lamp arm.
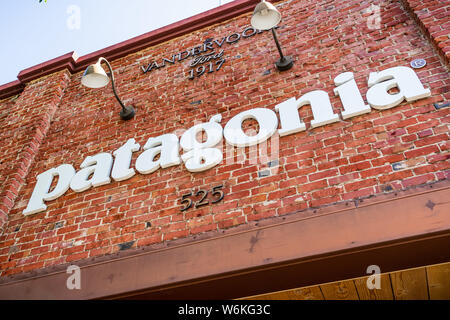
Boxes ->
[99,57,127,112]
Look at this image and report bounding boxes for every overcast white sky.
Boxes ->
[0,0,235,85]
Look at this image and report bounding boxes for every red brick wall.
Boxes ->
[0,71,71,228]
[401,0,450,63]
[0,0,449,277]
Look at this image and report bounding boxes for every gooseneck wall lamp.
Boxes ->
[251,0,294,71]
[81,57,135,120]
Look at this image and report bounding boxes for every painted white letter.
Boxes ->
[181,115,223,172]
[70,153,113,192]
[297,90,340,128]
[136,134,181,174]
[334,72,371,119]
[224,108,278,147]
[23,164,76,216]
[276,97,306,136]
[366,66,431,110]
[111,138,140,181]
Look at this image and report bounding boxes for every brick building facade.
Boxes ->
[0,0,449,299]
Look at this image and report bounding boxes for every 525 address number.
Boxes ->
[180,185,225,211]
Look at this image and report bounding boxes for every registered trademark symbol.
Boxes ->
[410,59,426,69]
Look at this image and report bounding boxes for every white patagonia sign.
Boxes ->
[23,66,431,215]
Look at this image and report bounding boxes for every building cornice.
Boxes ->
[0,80,24,100]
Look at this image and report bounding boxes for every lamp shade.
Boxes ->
[251,0,281,30]
[81,61,110,88]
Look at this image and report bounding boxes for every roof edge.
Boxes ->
[0,80,24,100]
